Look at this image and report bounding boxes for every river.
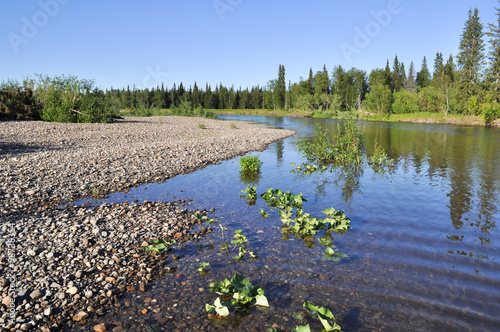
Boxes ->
[81,116,500,331]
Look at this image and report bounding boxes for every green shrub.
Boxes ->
[0,85,41,120]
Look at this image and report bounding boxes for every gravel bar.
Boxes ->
[0,116,295,331]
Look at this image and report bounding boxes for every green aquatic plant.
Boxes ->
[297,121,364,167]
[239,154,263,173]
[231,229,248,247]
[293,302,342,331]
[206,273,269,317]
[230,229,257,261]
[194,212,216,230]
[240,185,258,205]
[143,239,176,254]
[261,187,306,210]
[197,262,210,272]
[369,140,394,168]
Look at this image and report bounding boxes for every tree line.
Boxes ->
[1,4,499,123]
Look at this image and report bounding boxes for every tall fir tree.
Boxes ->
[445,55,456,83]
[392,55,403,92]
[457,7,485,113]
[274,64,286,109]
[405,61,416,92]
[307,68,315,94]
[486,1,500,94]
[416,56,431,89]
[433,52,445,87]
[384,60,392,88]
[192,81,200,107]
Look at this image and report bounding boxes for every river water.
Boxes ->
[81,116,500,331]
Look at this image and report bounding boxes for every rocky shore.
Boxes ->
[0,116,295,331]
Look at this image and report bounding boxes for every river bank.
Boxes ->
[0,116,295,331]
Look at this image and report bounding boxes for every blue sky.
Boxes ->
[0,0,498,91]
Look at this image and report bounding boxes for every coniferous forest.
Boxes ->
[1,5,500,124]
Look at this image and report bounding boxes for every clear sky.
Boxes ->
[0,0,498,91]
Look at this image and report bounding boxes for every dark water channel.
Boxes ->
[82,116,500,331]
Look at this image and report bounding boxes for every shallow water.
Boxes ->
[80,116,500,331]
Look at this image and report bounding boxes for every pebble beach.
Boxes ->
[0,116,295,331]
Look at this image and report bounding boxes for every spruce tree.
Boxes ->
[457,7,485,113]
[274,64,286,109]
[416,56,431,89]
[445,55,456,83]
[433,52,445,87]
[405,61,416,92]
[192,82,200,107]
[392,55,402,92]
[308,68,314,94]
[486,1,500,94]
[384,60,392,88]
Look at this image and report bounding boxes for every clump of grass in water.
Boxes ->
[239,154,263,173]
[297,120,364,166]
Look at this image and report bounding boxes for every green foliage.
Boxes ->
[0,85,41,120]
[239,155,263,173]
[298,121,364,167]
[171,100,217,118]
[197,262,209,272]
[257,187,351,239]
[206,274,269,317]
[198,123,206,129]
[468,95,480,115]
[302,302,342,331]
[241,185,258,205]
[392,89,419,114]
[143,239,176,254]
[33,74,117,123]
[481,95,500,124]
[261,188,306,209]
[369,140,394,168]
[231,229,248,247]
[362,84,393,114]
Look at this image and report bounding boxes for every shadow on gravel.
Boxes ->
[0,142,65,156]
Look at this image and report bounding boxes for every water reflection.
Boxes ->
[220,115,500,265]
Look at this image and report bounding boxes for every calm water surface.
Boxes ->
[83,116,500,331]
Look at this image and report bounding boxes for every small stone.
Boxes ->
[73,311,89,322]
[0,278,10,287]
[139,281,146,292]
[94,324,106,332]
[27,249,36,257]
[105,277,115,283]
[43,307,51,316]
[2,296,11,306]
[141,309,148,314]
[126,286,136,291]
[75,270,83,278]
[20,323,32,331]
[29,289,43,300]
[112,327,124,332]
[67,286,78,295]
